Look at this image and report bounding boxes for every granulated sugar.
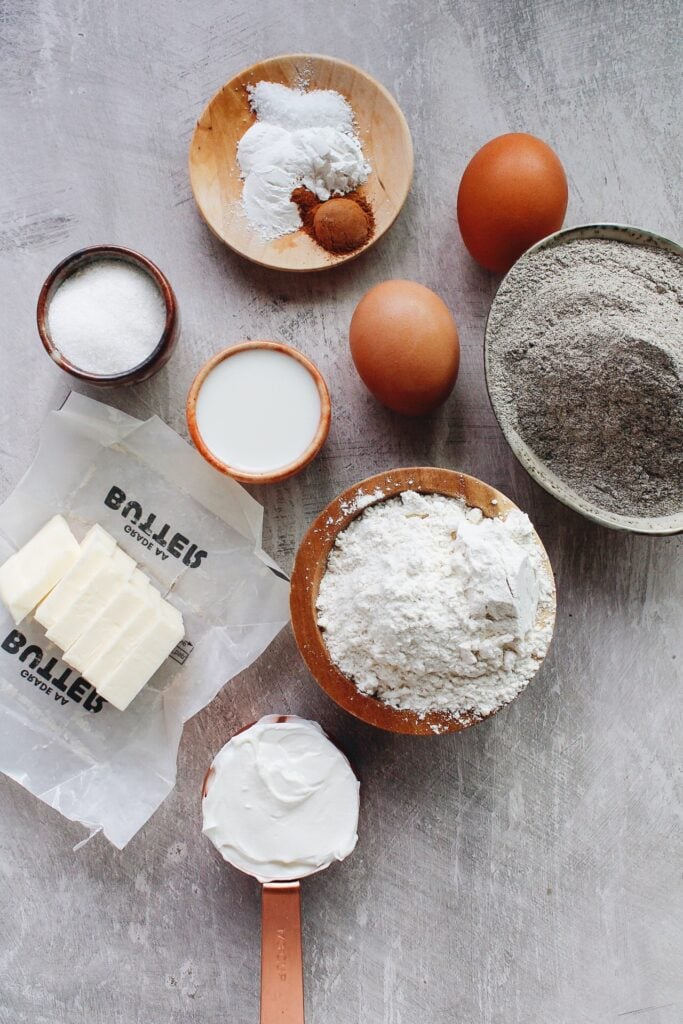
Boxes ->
[47,260,166,375]
[316,491,554,721]
[486,238,683,518]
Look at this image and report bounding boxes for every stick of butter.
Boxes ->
[83,588,163,689]
[111,546,137,577]
[46,553,134,651]
[0,516,185,712]
[35,525,117,630]
[63,579,152,674]
[81,523,117,557]
[88,597,184,711]
[0,515,80,624]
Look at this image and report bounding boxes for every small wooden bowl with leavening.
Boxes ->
[290,467,556,736]
[188,53,414,272]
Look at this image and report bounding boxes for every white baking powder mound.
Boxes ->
[236,81,371,240]
[316,491,555,722]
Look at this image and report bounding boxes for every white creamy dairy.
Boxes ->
[202,716,360,883]
[195,348,323,474]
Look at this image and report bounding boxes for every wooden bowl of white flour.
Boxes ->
[290,468,556,735]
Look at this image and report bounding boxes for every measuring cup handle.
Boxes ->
[260,881,304,1024]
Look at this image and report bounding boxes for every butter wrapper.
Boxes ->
[0,393,289,848]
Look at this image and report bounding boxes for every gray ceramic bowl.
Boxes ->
[484,223,683,535]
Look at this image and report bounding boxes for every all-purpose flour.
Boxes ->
[316,492,554,721]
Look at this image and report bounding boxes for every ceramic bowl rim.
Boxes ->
[484,222,683,535]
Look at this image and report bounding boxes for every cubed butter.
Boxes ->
[0,515,80,624]
[35,530,118,630]
[63,580,152,674]
[82,587,162,687]
[95,599,184,711]
[81,524,117,556]
[111,547,136,577]
[130,568,150,591]
[46,554,130,651]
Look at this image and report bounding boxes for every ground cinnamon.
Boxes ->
[292,188,374,255]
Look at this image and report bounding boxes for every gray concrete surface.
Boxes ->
[1,1,681,1022]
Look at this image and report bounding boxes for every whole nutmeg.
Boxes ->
[314,198,371,254]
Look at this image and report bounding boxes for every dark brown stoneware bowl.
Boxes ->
[37,245,178,386]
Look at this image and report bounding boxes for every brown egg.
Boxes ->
[457,133,568,273]
[349,280,460,416]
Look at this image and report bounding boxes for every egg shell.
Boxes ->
[349,280,460,416]
[457,133,568,273]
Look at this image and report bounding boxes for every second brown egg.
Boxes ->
[349,280,460,416]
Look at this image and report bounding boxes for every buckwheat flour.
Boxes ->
[316,492,554,721]
[486,238,683,518]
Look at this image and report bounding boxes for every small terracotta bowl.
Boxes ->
[186,340,331,485]
[37,245,178,386]
[290,467,556,735]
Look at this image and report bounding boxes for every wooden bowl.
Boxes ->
[186,340,331,484]
[188,53,414,271]
[37,245,178,386]
[290,468,556,735]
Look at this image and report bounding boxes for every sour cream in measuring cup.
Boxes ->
[202,715,360,883]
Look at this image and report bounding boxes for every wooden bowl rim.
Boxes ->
[188,52,414,272]
[186,340,332,484]
[290,467,556,735]
[36,244,178,386]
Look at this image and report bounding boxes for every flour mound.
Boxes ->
[316,492,554,720]
[486,238,683,518]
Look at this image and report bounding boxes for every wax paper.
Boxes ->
[0,393,289,848]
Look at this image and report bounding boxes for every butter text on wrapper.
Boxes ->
[104,486,208,568]
[1,629,106,713]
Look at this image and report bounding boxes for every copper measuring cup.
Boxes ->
[202,715,357,1024]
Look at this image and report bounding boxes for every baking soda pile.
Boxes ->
[237,81,371,239]
[316,491,554,721]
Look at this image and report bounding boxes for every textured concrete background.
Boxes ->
[1,1,682,1022]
